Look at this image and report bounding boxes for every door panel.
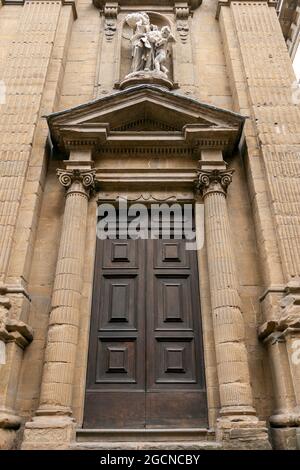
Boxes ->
[146,238,207,427]
[99,274,138,330]
[146,392,208,428]
[84,215,207,429]
[84,237,146,428]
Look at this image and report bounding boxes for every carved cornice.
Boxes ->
[2,0,78,19]
[57,168,97,197]
[93,0,202,11]
[0,285,33,349]
[0,296,33,349]
[0,282,31,300]
[46,85,245,155]
[216,0,277,19]
[259,280,300,340]
[195,169,234,198]
[0,318,33,349]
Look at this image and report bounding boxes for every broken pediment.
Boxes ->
[46,85,245,154]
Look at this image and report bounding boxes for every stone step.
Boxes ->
[71,441,222,451]
[76,428,215,443]
[72,428,221,450]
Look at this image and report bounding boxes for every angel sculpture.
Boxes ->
[125,13,176,78]
[153,26,175,76]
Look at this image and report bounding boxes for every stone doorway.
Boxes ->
[83,211,208,429]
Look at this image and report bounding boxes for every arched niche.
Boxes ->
[120,12,174,82]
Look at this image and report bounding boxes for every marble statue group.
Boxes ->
[125,12,175,78]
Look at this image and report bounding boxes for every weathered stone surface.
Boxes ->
[0,0,299,451]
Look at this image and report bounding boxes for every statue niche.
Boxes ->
[119,12,175,90]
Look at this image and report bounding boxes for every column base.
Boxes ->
[219,405,257,419]
[0,408,21,429]
[270,427,299,450]
[0,408,22,449]
[216,418,271,450]
[269,411,300,428]
[21,415,76,450]
[0,429,18,450]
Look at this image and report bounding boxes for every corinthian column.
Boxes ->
[196,168,270,448]
[22,167,95,449]
[37,168,96,416]
[196,169,256,419]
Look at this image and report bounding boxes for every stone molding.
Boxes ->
[2,0,78,18]
[0,292,33,349]
[195,169,234,198]
[216,0,277,19]
[0,316,33,349]
[259,281,300,340]
[46,85,245,154]
[93,0,202,11]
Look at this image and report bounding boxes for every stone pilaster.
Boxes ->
[259,282,300,448]
[0,1,74,449]
[95,1,120,96]
[274,281,300,417]
[195,168,270,449]
[173,2,196,94]
[22,166,96,450]
[0,289,33,449]
[0,0,63,283]
[217,0,300,448]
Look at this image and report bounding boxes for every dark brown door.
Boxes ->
[84,216,207,429]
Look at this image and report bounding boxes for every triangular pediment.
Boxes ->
[111,117,180,132]
[47,85,245,152]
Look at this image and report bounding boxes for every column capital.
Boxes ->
[57,168,97,198]
[195,169,234,198]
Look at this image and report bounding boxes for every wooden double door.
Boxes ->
[84,226,207,429]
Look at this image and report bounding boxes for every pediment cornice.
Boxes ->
[46,85,245,155]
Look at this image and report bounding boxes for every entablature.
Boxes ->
[93,1,202,12]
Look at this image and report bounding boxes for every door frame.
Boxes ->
[73,194,219,431]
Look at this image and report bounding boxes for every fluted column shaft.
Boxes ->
[196,169,256,419]
[37,169,95,416]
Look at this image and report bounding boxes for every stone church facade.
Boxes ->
[0,0,299,451]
